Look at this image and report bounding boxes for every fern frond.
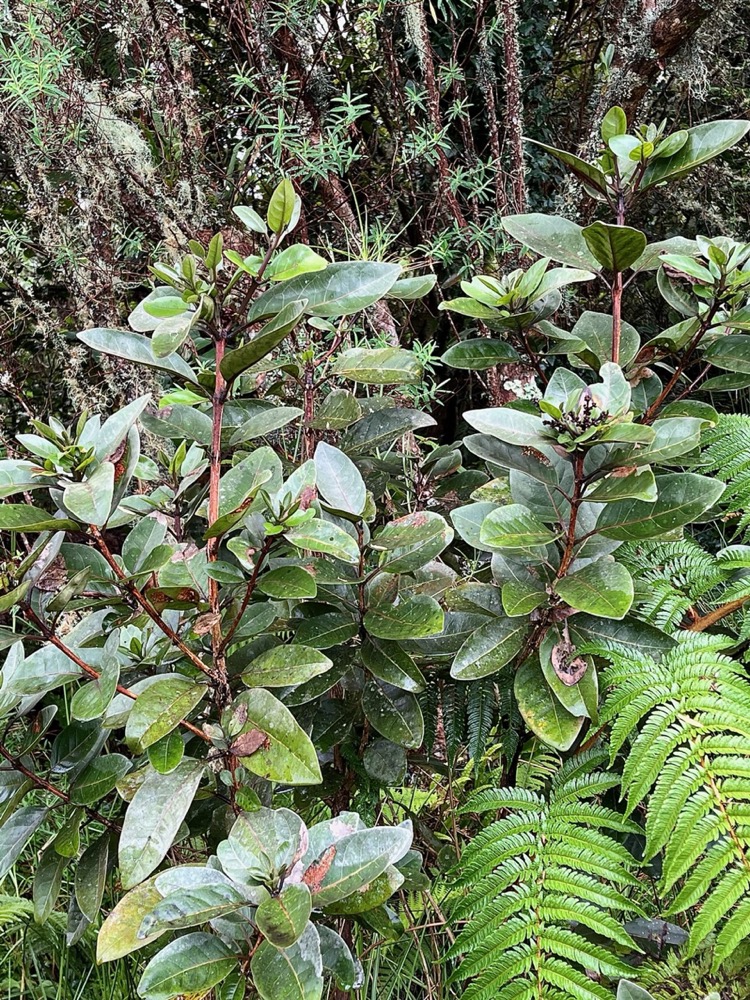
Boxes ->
[467,677,497,768]
[447,763,640,998]
[619,538,729,633]
[601,632,750,970]
[702,414,750,536]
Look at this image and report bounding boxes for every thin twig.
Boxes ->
[0,742,120,831]
[90,527,214,679]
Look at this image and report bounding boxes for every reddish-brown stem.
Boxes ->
[218,538,273,655]
[90,527,213,679]
[611,269,623,365]
[555,452,585,580]
[303,359,316,460]
[687,596,750,633]
[0,742,120,831]
[206,336,232,705]
[643,301,722,422]
[611,188,626,364]
[22,607,209,742]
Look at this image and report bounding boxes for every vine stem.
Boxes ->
[0,742,121,831]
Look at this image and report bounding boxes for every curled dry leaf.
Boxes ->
[550,638,588,687]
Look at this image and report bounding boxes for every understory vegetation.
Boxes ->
[2,2,750,999]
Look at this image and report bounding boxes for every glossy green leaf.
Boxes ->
[514,658,584,750]
[386,274,437,300]
[139,879,248,936]
[555,559,633,619]
[0,459,46,498]
[138,931,237,999]
[221,301,307,382]
[0,806,48,880]
[97,876,165,962]
[314,441,366,516]
[323,866,403,914]
[294,612,358,649]
[126,676,205,753]
[218,446,281,516]
[251,923,323,1000]
[374,511,453,572]
[307,822,412,906]
[342,407,436,452]
[0,505,78,533]
[364,595,443,640]
[77,328,199,384]
[256,883,312,947]
[267,178,297,232]
[601,106,627,143]
[361,640,425,693]
[582,222,647,272]
[596,473,725,540]
[257,565,317,599]
[267,244,327,281]
[75,831,110,922]
[363,738,408,785]
[464,408,548,448]
[464,433,558,484]
[147,731,184,774]
[571,311,640,367]
[704,334,750,374]
[33,847,66,924]
[620,417,703,467]
[241,645,332,687]
[317,926,362,990]
[232,204,267,234]
[224,689,322,784]
[310,390,362,430]
[480,504,560,550]
[585,468,657,503]
[539,629,598,720]
[229,406,302,446]
[441,339,519,369]
[501,579,547,616]
[526,139,610,196]
[217,807,306,884]
[248,262,401,321]
[70,754,132,805]
[96,395,151,461]
[362,678,423,748]
[119,759,204,889]
[286,519,360,564]
[502,213,599,269]
[332,347,422,385]
[641,119,750,189]
[152,314,194,358]
[450,616,528,680]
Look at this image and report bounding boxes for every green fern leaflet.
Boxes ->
[446,751,642,1000]
[601,633,750,969]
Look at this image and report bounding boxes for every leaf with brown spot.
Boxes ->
[301,846,336,892]
[230,729,269,757]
